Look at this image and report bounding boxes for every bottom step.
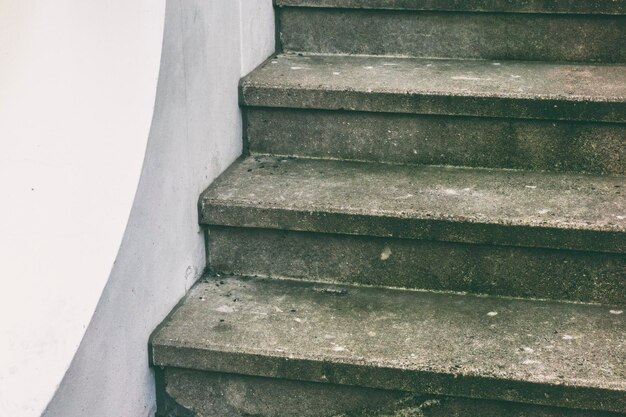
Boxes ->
[151,276,625,414]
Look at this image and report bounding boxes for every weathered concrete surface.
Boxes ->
[246,109,626,175]
[275,0,626,15]
[157,369,626,417]
[151,277,626,413]
[200,157,625,254]
[207,227,626,305]
[241,55,626,123]
[158,368,409,417]
[278,9,626,62]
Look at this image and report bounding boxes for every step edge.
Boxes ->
[241,83,626,124]
[199,199,626,254]
[152,341,626,413]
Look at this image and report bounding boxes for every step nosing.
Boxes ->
[202,198,624,234]
[156,343,626,392]
[243,80,625,103]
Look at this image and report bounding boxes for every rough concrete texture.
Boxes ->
[207,226,625,305]
[200,157,625,254]
[246,108,626,175]
[241,55,626,123]
[278,8,626,62]
[151,276,626,412]
[158,368,408,417]
[157,369,626,417]
[275,0,626,15]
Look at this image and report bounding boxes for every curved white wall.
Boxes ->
[39,1,275,416]
[0,1,165,416]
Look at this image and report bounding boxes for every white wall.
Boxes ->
[40,1,275,416]
[0,1,165,416]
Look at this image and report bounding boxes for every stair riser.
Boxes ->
[158,368,625,417]
[246,108,626,174]
[207,227,625,305]
[279,8,626,62]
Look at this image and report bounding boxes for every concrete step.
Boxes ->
[242,54,626,174]
[200,157,625,254]
[151,275,626,415]
[156,369,626,417]
[275,0,626,15]
[200,157,625,304]
[242,55,626,123]
[276,3,626,62]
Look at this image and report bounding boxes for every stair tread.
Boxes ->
[200,157,625,253]
[241,54,626,122]
[152,275,626,412]
[275,0,626,15]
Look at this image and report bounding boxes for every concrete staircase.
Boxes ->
[151,1,626,416]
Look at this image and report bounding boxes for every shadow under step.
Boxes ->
[151,275,626,415]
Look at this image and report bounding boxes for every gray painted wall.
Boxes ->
[42,1,275,415]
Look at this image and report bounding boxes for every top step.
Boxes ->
[276,1,626,62]
[275,0,626,15]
